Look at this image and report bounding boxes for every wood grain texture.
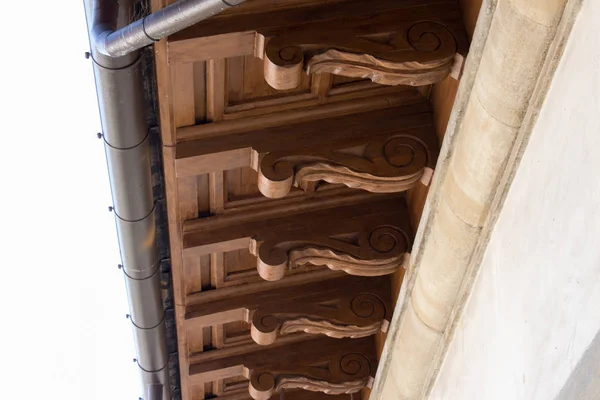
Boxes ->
[169,31,257,64]
[207,59,226,123]
[177,90,422,140]
[193,62,207,123]
[172,62,196,127]
[459,0,483,41]
[306,50,454,87]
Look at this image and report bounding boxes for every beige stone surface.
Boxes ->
[430,3,599,397]
[444,94,517,226]
[510,0,566,26]
[373,0,572,398]
[411,201,481,331]
[474,0,554,127]
[385,302,443,399]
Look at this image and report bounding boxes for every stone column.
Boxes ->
[374,0,569,398]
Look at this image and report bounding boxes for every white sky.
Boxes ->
[1,1,141,399]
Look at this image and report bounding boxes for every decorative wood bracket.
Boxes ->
[257,135,431,199]
[253,224,410,281]
[183,196,414,284]
[185,274,393,349]
[249,352,373,400]
[176,103,439,201]
[189,336,377,399]
[250,293,388,345]
[263,21,458,90]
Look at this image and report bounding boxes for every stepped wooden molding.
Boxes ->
[189,336,377,400]
[183,196,413,282]
[176,102,438,201]
[262,21,458,90]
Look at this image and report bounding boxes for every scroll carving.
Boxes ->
[263,22,458,90]
[280,318,383,338]
[307,49,454,87]
[289,247,404,277]
[251,293,387,345]
[249,353,372,400]
[255,225,409,281]
[257,135,429,199]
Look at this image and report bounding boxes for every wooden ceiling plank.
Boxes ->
[176,90,423,142]
[186,269,343,307]
[183,195,411,248]
[185,275,390,319]
[176,103,432,160]
[177,148,253,178]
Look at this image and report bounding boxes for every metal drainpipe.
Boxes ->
[84,0,246,398]
[94,0,247,57]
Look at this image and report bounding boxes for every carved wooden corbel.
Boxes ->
[257,135,431,199]
[263,21,458,90]
[253,224,410,281]
[176,103,439,202]
[250,293,388,345]
[249,352,373,400]
[189,336,378,399]
[183,196,414,285]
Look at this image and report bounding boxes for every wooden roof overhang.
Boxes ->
[150,0,471,398]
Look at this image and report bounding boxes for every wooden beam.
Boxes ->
[176,90,423,142]
[169,0,457,41]
[176,102,432,159]
[169,31,257,64]
[184,275,392,348]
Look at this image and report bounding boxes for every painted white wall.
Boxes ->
[429,1,600,399]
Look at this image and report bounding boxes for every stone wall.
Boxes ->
[430,1,600,398]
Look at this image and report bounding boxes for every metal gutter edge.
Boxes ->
[83,0,245,398]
